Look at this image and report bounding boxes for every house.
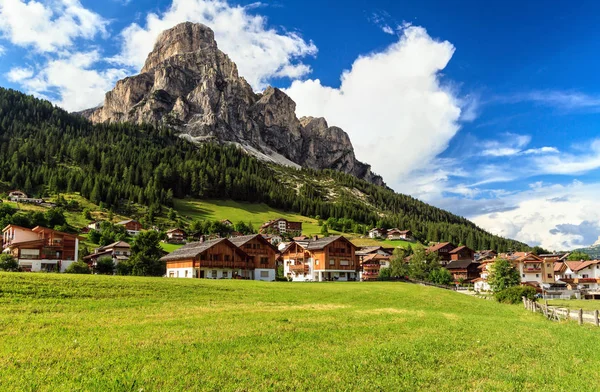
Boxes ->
[161,238,253,279]
[260,218,302,236]
[475,250,497,262]
[83,241,131,267]
[359,253,391,281]
[476,252,556,292]
[386,229,413,241]
[2,225,81,272]
[8,190,28,200]
[426,242,456,265]
[444,260,480,283]
[449,246,475,262]
[221,219,234,227]
[261,234,283,246]
[368,228,387,239]
[165,228,186,243]
[7,190,44,204]
[116,220,142,236]
[473,261,493,292]
[229,234,279,281]
[558,260,600,293]
[87,221,102,231]
[281,235,358,282]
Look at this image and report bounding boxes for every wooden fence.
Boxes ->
[522,297,600,327]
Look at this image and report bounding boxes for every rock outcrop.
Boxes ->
[87,22,384,186]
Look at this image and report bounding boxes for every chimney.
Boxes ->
[313,235,319,241]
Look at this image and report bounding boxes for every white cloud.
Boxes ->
[0,0,108,52]
[112,0,317,90]
[470,180,600,251]
[284,25,463,189]
[514,90,600,111]
[12,51,127,111]
[381,25,394,35]
[6,66,33,82]
[0,45,5,56]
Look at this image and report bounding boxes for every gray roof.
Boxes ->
[228,235,260,247]
[98,241,130,251]
[445,260,477,269]
[160,238,238,262]
[305,235,349,250]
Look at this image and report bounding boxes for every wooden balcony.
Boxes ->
[200,260,251,269]
[290,264,309,274]
[574,278,600,284]
[523,268,541,273]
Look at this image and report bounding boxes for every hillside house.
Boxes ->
[87,221,102,231]
[426,242,456,265]
[475,250,497,262]
[281,235,358,282]
[229,234,279,281]
[221,219,233,226]
[117,220,142,236]
[261,234,283,246]
[387,229,413,241]
[444,260,480,283]
[473,261,494,292]
[508,252,555,286]
[260,218,302,236]
[2,225,81,272]
[83,241,131,267]
[161,238,252,279]
[166,228,186,243]
[368,228,387,239]
[449,246,475,261]
[359,253,391,281]
[558,260,600,293]
[7,190,43,204]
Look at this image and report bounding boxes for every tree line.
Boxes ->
[0,88,528,252]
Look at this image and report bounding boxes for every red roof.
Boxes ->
[427,242,454,253]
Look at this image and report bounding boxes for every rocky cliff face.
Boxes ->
[87,22,384,186]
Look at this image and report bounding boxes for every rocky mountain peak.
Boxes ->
[84,22,384,187]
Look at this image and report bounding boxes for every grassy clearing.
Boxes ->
[547,299,600,311]
[160,242,184,253]
[0,273,598,391]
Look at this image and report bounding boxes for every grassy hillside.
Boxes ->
[0,273,598,391]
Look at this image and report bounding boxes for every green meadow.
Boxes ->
[0,273,598,391]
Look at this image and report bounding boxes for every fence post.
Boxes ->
[579,308,583,325]
[522,297,527,309]
[595,310,599,327]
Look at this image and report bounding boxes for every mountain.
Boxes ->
[0,87,529,252]
[84,22,384,186]
[573,237,600,259]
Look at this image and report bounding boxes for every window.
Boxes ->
[522,274,525,278]
[222,271,228,278]
[536,274,539,278]
[547,274,552,278]
[340,260,349,266]
[200,253,207,261]
[212,270,218,278]
[340,273,345,277]
[169,272,174,277]
[260,257,269,264]
[582,274,589,278]
[329,259,335,266]
[260,271,269,278]
[224,255,231,262]
[315,260,319,265]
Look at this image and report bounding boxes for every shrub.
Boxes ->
[429,268,453,285]
[65,261,91,274]
[0,254,19,272]
[495,286,537,304]
[95,257,115,275]
[116,259,134,276]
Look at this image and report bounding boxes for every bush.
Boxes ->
[495,286,537,304]
[95,257,115,275]
[65,261,91,274]
[0,254,19,272]
[116,259,134,276]
[429,268,453,285]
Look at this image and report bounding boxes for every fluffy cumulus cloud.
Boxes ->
[12,51,128,110]
[113,0,317,89]
[284,25,462,190]
[469,181,600,251]
[0,0,108,52]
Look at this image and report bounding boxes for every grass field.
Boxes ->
[0,273,598,391]
[548,299,600,311]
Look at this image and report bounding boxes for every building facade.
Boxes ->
[229,234,279,281]
[2,225,80,272]
[260,218,302,236]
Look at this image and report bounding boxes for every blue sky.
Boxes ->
[1,0,600,250]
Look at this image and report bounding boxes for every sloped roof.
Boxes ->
[305,235,350,250]
[160,238,247,262]
[427,242,454,253]
[449,245,472,254]
[565,260,600,272]
[229,234,279,252]
[98,241,130,251]
[117,219,139,225]
[445,260,476,269]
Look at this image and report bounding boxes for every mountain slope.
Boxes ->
[84,22,383,186]
[0,87,527,252]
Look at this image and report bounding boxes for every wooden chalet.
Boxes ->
[161,238,252,279]
[83,241,131,266]
[386,229,413,241]
[116,219,142,235]
[165,228,186,243]
[229,234,280,281]
[281,235,358,282]
[426,242,456,265]
[360,253,391,281]
[444,260,480,283]
[449,246,475,261]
